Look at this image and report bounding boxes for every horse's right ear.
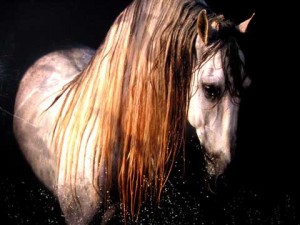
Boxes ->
[236,13,255,33]
[197,10,209,46]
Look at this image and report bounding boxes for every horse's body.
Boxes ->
[13,0,252,224]
[13,48,99,223]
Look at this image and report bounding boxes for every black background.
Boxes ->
[0,0,298,224]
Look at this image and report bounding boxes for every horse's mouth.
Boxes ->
[203,150,230,177]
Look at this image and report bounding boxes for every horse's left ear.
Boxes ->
[236,13,255,33]
[197,10,209,46]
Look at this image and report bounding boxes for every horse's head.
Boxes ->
[188,10,253,177]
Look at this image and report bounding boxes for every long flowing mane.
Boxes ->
[51,0,244,220]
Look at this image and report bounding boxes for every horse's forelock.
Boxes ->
[197,18,246,100]
[217,20,246,100]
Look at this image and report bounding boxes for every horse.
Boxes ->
[13,0,253,224]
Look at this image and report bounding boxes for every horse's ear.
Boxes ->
[236,13,255,33]
[197,10,209,46]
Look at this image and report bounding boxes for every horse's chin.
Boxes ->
[203,149,231,178]
[201,150,231,193]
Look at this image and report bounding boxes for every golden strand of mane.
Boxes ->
[52,0,203,222]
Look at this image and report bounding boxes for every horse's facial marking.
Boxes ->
[188,39,246,177]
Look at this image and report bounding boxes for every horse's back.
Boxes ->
[13,47,95,192]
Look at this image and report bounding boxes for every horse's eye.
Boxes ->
[203,84,221,101]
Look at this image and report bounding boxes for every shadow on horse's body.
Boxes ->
[13,0,253,224]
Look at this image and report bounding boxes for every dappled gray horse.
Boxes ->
[13,0,253,224]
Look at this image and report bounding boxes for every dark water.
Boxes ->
[0,0,299,224]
